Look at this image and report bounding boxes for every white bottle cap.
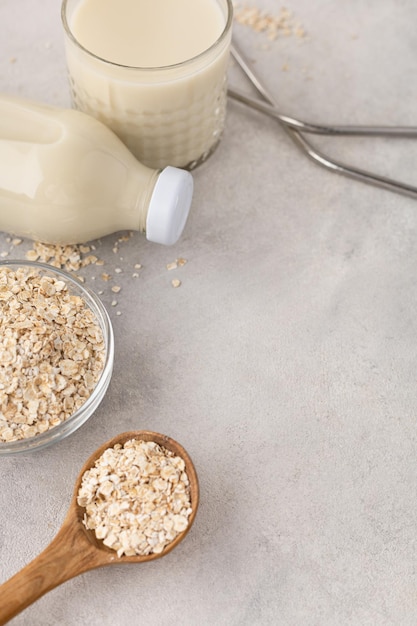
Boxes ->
[146,166,194,246]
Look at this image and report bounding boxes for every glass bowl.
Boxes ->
[0,260,114,455]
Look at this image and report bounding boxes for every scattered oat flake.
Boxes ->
[24,242,106,274]
[101,273,111,281]
[134,264,142,270]
[26,250,39,262]
[12,238,22,246]
[0,252,9,258]
[295,26,305,38]
[82,255,98,267]
[114,268,122,274]
[111,285,121,293]
[111,300,117,307]
[167,258,187,271]
[171,279,181,288]
[233,4,305,41]
[117,234,132,243]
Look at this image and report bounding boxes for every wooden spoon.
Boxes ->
[0,431,199,625]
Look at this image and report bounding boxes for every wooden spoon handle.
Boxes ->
[0,517,105,625]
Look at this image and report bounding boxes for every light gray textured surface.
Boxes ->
[1,0,417,624]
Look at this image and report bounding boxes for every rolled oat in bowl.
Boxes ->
[0,261,113,454]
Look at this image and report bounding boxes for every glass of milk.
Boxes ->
[61,0,233,170]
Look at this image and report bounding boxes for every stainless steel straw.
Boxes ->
[229,86,417,138]
[229,40,417,199]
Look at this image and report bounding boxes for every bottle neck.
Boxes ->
[136,168,160,233]
[118,159,159,233]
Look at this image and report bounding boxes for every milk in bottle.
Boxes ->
[0,94,193,245]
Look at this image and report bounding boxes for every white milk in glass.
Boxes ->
[62,0,233,169]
